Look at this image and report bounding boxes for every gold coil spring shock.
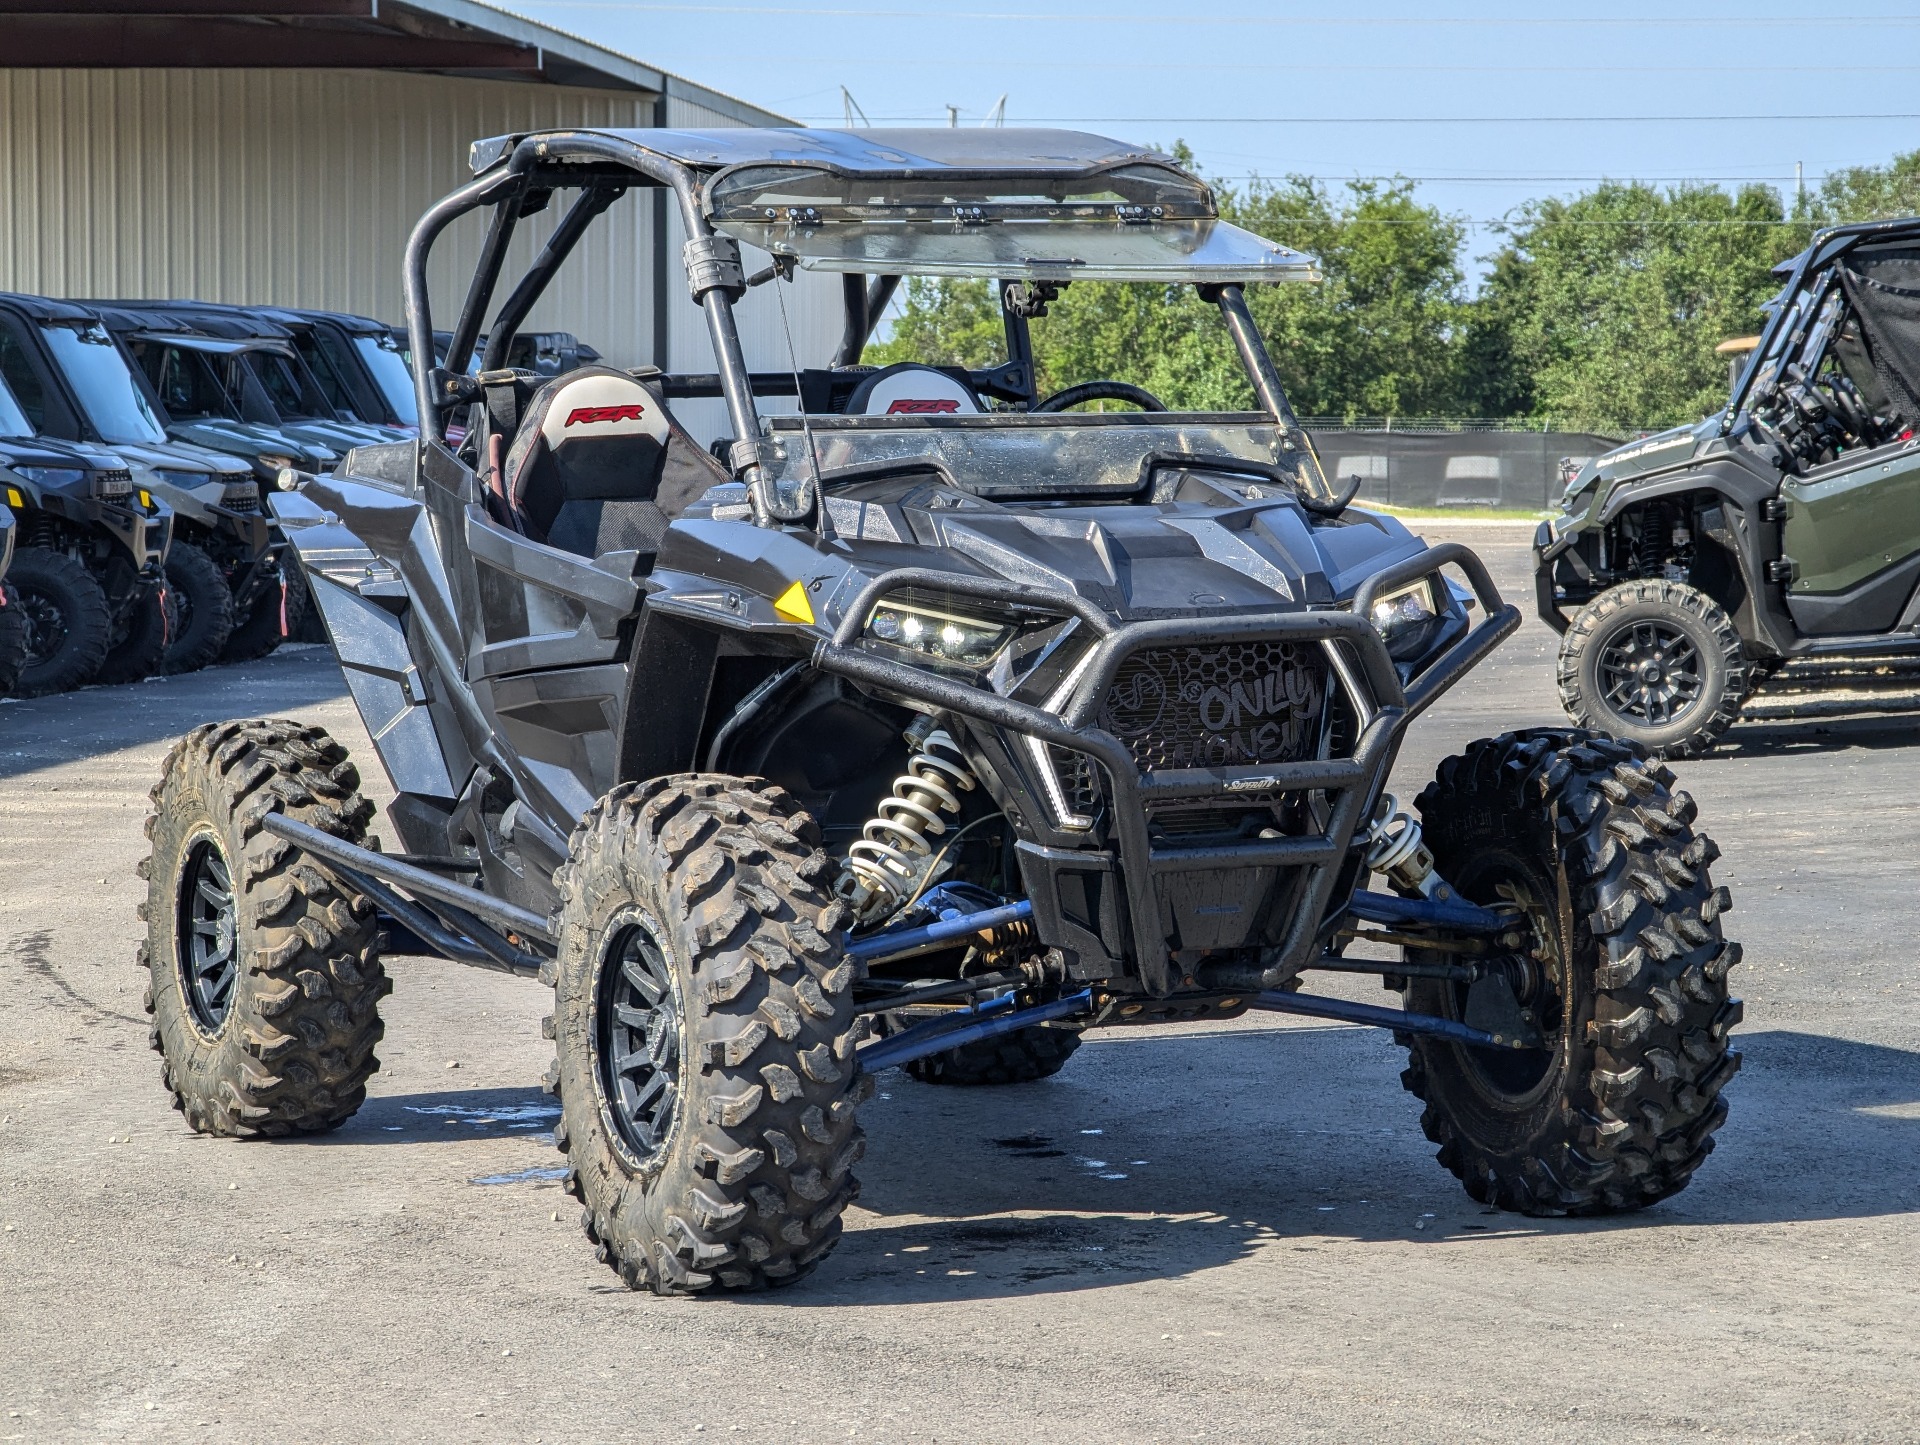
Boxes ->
[836,728,977,924]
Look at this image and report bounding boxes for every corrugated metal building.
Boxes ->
[0,0,842,437]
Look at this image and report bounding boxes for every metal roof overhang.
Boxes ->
[0,0,784,124]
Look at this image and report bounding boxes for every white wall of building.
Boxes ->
[0,67,844,439]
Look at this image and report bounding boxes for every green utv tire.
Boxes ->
[0,583,29,695]
[1556,580,1747,758]
[7,548,110,696]
[904,1024,1081,1086]
[94,581,169,687]
[139,719,389,1136]
[160,541,236,675]
[546,775,867,1294]
[1398,729,1742,1215]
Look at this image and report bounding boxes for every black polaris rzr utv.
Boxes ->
[140,128,1742,1294]
[1538,216,1920,755]
[0,372,172,696]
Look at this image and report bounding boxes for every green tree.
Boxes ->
[1806,149,1920,225]
[1474,182,1803,432]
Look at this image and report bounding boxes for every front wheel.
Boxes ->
[94,580,169,687]
[0,583,29,695]
[904,1024,1081,1086]
[7,548,110,696]
[547,775,866,1294]
[1556,580,1746,757]
[161,541,235,675]
[1398,729,1742,1215]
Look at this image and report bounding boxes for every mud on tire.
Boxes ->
[1398,729,1741,1215]
[547,774,866,1294]
[1556,579,1746,758]
[904,1024,1080,1086]
[139,718,388,1136]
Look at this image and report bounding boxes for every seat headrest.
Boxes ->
[845,363,983,417]
[529,370,669,456]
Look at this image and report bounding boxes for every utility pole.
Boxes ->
[945,104,959,127]
[1796,160,1805,210]
[840,86,869,127]
[984,94,1007,127]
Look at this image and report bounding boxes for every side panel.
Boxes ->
[1783,443,1920,633]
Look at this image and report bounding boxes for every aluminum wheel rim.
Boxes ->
[178,837,238,1033]
[1596,619,1702,727]
[18,588,69,668]
[594,918,683,1167]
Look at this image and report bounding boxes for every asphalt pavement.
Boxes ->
[2,524,1917,1443]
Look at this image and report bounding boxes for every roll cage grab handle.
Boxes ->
[401,131,795,523]
[401,132,1323,527]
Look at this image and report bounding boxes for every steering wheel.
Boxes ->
[1031,380,1168,413]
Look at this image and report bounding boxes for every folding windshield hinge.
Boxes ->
[1761,497,1790,523]
[1765,557,1797,584]
[1115,203,1164,224]
[684,234,746,301]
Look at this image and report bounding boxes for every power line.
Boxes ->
[513,2,1920,24]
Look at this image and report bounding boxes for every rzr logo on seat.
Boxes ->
[886,398,961,414]
[565,403,646,426]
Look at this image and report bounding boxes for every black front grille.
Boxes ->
[1100,639,1325,771]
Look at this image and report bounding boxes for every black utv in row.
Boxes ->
[1538,216,1920,754]
[141,127,1742,1294]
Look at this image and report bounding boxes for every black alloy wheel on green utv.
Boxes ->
[6,548,110,696]
[161,541,236,675]
[1397,728,1742,1215]
[904,1024,1081,1086]
[1556,580,1747,758]
[139,719,389,1136]
[94,581,169,687]
[546,775,866,1294]
[0,583,29,695]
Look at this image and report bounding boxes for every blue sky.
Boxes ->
[502,0,1920,283]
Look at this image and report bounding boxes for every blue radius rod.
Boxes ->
[858,988,1093,1074]
[1252,990,1523,1050]
[844,899,1034,966]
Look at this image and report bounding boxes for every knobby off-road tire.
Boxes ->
[547,775,866,1294]
[94,581,169,687]
[221,576,287,664]
[1557,580,1746,758]
[161,541,235,675]
[1399,729,1742,1215]
[139,719,388,1136]
[904,1024,1081,1086]
[0,583,29,696]
[7,548,109,696]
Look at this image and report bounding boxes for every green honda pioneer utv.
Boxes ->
[1538,216,1920,755]
[139,128,1742,1294]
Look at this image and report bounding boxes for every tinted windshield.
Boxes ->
[0,369,33,439]
[249,350,321,419]
[146,343,241,421]
[352,333,419,425]
[40,322,170,445]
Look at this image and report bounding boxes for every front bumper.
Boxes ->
[812,543,1521,996]
[1532,519,1571,633]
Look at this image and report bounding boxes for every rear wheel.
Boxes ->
[94,580,169,686]
[0,583,28,695]
[548,775,866,1294]
[1557,580,1745,757]
[7,548,110,696]
[1398,729,1742,1215]
[161,541,235,675]
[904,1025,1081,1086]
[139,719,387,1136]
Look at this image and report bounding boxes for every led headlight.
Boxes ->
[13,465,87,492]
[865,598,1017,667]
[1368,578,1443,661]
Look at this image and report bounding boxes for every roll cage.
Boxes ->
[402,126,1331,528]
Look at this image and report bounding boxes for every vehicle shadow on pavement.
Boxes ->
[772,1024,1920,1305]
[0,646,347,781]
[1709,713,1920,759]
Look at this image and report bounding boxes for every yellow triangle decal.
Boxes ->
[772,579,815,625]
